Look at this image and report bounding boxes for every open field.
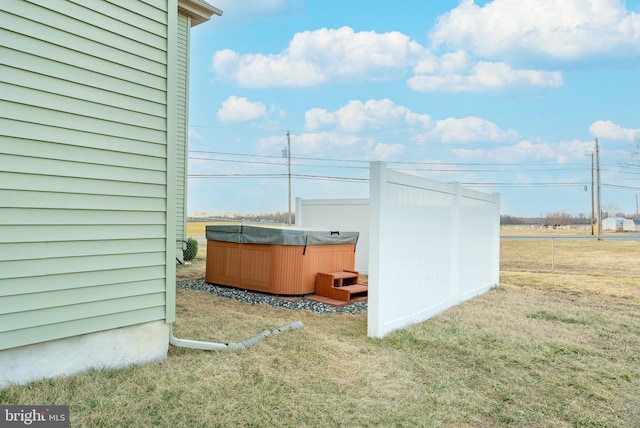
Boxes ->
[2,237,640,426]
[186,221,224,237]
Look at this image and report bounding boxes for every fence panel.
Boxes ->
[296,163,500,338]
[368,162,500,337]
[296,198,370,273]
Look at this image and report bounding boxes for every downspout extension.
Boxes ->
[169,321,304,351]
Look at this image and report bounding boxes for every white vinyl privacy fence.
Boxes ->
[298,162,500,338]
[296,198,370,273]
[368,162,500,337]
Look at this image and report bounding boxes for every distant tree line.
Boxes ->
[192,209,640,227]
[189,211,295,224]
[501,209,640,226]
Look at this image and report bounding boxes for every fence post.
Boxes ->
[295,197,302,227]
[450,182,461,302]
[551,237,555,271]
[492,193,501,286]
[368,161,386,338]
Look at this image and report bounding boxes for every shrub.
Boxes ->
[183,237,198,261]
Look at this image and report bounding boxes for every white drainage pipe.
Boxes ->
[169,321,304,351]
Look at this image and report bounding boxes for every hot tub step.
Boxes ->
[315,270,368,302]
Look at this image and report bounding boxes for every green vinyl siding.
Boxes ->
[0,239,167,262]
[0,252,167,280]
[0,118,167,157]
[0,266,167,297]
[5,1,167,66]
[0,15,166,90]
[0,207,167,226]
[1,308,167,351]
[106,0,169,26]
[4,294,167,331]
[0,190,167,212]
[37,0,167,48]
[0,153,166,185]
[1,102,166,143]
[176,13,190,251]
[164,2,178,322]
[0,0,177,351]
[3,279,165,319]
[0,81,167,130]
[0,138,166,172]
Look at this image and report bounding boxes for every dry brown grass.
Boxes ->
[501,238,640,304]
[2,236,640,426]
[175,253,207,281]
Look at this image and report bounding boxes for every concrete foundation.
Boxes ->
[0,321,169,390]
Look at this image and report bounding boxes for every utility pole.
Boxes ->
[591,152,595,236]
[282,131,292,225]
[595,138,602,240]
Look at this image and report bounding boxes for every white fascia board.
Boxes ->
[178,0,223,26]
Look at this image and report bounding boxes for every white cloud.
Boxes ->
[413,50,471,75]
[368,143,405,160]
[296,132,363,153]
[217,96,267,122]
[305,101,518,146]
[212,23,568,94]
[589,120,640,141]
[430,0,640,61]
[305,99,432,133]
[212,26,425,87]
[213,49,326,87]
[452,139,593,163]
[210,1,639,95]
[416,116,519,144]
[257,131,364,155]
[408,60,563,93]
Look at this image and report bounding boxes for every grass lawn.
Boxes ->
[2,237,639,426]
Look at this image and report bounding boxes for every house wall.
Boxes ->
[0,0,176,354]
[175,13,190,260]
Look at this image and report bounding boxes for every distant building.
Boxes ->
[602,217,626,231]
[623,219,640,232]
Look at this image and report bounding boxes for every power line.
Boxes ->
[189,173,288,178]
[188,149,588,171]
[189,173,589,187]
[462,182,587,188]
[190,150,284,159]
[602,183,640,191]
[188,173,368,183]
[188,155,369,169]
[394,166,586,173]
[188,155,589,175]
[189,170,639,191]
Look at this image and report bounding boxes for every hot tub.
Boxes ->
[205,225,359,295]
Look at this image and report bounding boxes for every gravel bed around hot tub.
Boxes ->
[177,279,367,314]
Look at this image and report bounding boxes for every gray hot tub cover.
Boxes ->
[205,224,359,246]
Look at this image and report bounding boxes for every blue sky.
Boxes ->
[186,0,640,218]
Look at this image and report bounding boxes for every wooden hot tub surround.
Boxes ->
[205,225,359,295]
